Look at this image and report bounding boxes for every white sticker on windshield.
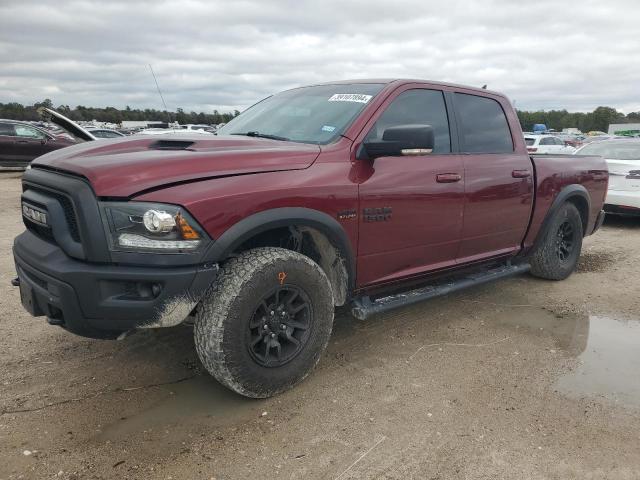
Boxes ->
[321,125,336,132]
[328,93,372,104]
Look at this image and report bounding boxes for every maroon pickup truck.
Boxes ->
[12,79,607,398]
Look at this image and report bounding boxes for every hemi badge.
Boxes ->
[22,203,48,226]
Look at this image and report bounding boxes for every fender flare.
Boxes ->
[532,184,591,251]
[203,207,356,290]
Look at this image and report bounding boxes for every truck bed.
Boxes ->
[523,154,608,251]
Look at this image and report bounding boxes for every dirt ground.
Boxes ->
[1,171,639,480]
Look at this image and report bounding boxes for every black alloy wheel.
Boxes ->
[555,220,575,262]
[247,286,312,367]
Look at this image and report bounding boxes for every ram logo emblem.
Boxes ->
[363,207,392,222]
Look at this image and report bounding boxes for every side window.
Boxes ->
[540,137,554,145]
[366,89,451,153]
[0,122,15,136]
[555,137,565,146]
[14,125,45,139]
[454,93,513,153]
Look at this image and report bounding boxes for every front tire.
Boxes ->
[194,247,334,398]
[530,202,583,280]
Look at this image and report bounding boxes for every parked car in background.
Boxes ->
[524,134,577,154]
[575,139,640,216]
[137,127,214,135]
[88,128,126,139]
[0,120,76,169]
[557,134,585,148]
[180,124,217,133]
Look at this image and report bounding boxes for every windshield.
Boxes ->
[579,141,640,160]
[217,83,384,144]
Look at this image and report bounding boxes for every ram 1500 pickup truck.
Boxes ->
[12,79,608,398]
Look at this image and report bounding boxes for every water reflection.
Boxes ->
[556,315,640,408]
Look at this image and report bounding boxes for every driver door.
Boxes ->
[356,87,464,286]
[13,125,48,161]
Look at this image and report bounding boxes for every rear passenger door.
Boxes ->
[453,92,533,263]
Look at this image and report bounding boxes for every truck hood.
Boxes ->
[33,135,321,197]
[39,107,97,141]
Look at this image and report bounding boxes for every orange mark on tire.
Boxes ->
[278,272,287,285]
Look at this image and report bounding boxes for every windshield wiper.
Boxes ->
[230,131,290,141]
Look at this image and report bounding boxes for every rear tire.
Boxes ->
[530,202,583,280]
[194,247,334,398]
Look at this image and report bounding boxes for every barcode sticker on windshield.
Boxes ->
[328,94,372,104]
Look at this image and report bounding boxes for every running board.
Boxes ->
[351,263,531,321]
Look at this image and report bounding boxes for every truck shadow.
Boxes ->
[603,214,640,229]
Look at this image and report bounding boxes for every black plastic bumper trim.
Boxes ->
[13,230,218,339]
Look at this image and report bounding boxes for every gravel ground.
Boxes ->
[0,172,639,480]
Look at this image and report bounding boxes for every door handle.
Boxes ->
[512,169,531,178]
[436,173,462,183]
[15,140,29,144]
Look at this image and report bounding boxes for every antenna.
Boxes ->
[149,64,171,123]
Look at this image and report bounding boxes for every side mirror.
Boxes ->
[361,124,434,160]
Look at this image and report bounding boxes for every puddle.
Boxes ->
[556,315,640,408]
[96,375,259,443]
[496,307,640,407]
[495,307,590,354]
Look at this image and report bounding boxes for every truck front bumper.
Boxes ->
[13,230,218,339]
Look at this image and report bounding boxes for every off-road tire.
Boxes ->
[194,247,334,398]
[530,202,583,280]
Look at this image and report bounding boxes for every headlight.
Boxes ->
[99,202,208,253]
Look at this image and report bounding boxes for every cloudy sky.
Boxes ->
[1,0,639,114]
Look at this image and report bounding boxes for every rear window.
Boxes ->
[455,93,514,153]
[524,137,535,146]
[579,142,640,160]
[0,122,15,136]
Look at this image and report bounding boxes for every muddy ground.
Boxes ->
[0,171,639,480]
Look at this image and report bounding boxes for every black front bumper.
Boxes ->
[13,230,218,339]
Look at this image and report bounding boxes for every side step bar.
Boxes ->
[351,263,531,321]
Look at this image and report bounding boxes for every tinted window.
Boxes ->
[365,89,451,153]
[92,130,121,138]
[524,137,535,146]
[540,137,555,145]
[0,122,15,136]
[555,137,565,145]
[14,125,45,139]
[578,141,640,160]
[455,93,513,153]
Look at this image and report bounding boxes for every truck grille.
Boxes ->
[25,221,55,243]
[23,185,81,243]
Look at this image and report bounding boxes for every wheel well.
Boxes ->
[566,195,589,234]
[232,226,349,306]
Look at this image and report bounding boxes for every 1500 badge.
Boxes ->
[363,207,392,222]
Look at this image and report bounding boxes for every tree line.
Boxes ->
[0,99,239,125]
[516,106,640,133]
[1,99,640,132]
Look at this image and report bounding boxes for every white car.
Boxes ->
[575,139,640,216]
[180,124,217,133]
[137,127,214,136]
[524,134,576,154]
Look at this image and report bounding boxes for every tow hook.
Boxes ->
[11,277,20,287]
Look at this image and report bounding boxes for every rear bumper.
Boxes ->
[604,203,640,216]
[605,190,640,214]
[13,230,218,339]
